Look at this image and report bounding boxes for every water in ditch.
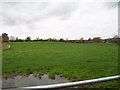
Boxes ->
[2,74,69,89]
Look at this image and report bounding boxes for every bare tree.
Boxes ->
[87,38,92,43]
[79,38,85,43]
[36,37,39,41]
[25,36,31,41]
[59,38,64,42]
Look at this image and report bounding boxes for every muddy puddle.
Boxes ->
[2,74,69,89]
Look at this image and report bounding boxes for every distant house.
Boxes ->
[79,38,85,43]
[93,37,102,43]
[87,38,93,43]
[103,38,111,43]
[112,35,120,44]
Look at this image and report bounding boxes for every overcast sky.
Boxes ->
[0,0,119,40]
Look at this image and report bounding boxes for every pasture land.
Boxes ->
[2,42,119,88]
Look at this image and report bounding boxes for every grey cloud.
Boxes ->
[2,15,17,25]
[1,2,79,26]
[105,2,118,9]
[47,2,79,20]
[1,2,49,25]
[0,1,118,39]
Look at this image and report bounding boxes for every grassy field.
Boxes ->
[2,42,119,88]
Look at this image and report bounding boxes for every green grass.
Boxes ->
[2,42,119,88]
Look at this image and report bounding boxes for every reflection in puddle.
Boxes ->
[2,74,68,89]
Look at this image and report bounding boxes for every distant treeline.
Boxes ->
[9,36,120,44]
[1,33,120,44]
